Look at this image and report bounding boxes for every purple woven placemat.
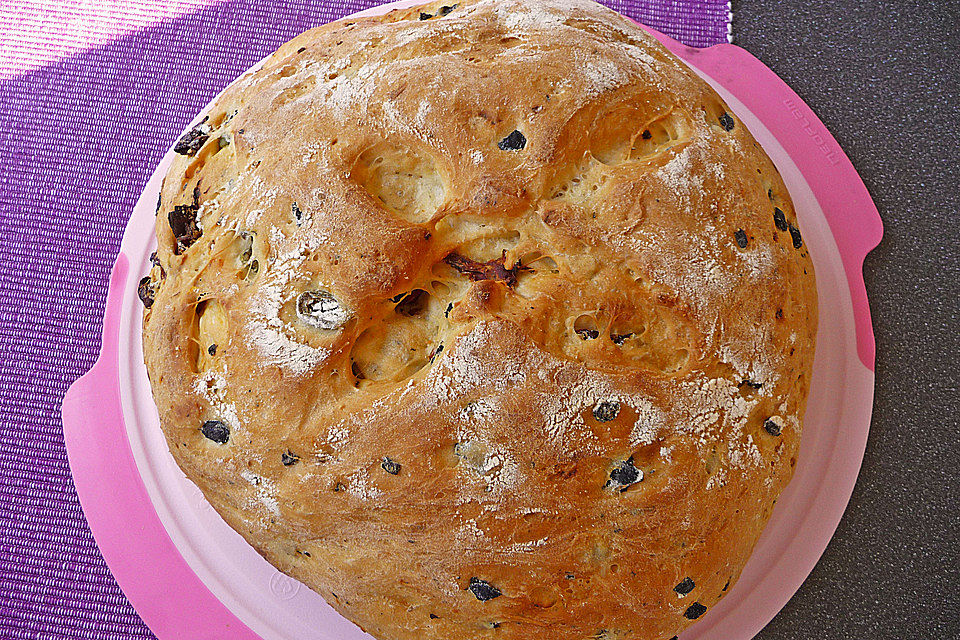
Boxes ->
[0,1,729,637]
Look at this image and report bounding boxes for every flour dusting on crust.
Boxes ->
[245,248,330,375]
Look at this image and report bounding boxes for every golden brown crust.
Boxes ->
[142,1,817,638]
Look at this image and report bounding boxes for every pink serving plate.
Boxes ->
[62,3,883,638]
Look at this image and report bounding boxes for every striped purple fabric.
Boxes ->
[0,1,729,637]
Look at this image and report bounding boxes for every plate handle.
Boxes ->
[680,43,883,371]
[62,253,262,640]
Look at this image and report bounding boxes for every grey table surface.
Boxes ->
[732,1,959,638]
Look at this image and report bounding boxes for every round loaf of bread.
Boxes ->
[141,0,817,638]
